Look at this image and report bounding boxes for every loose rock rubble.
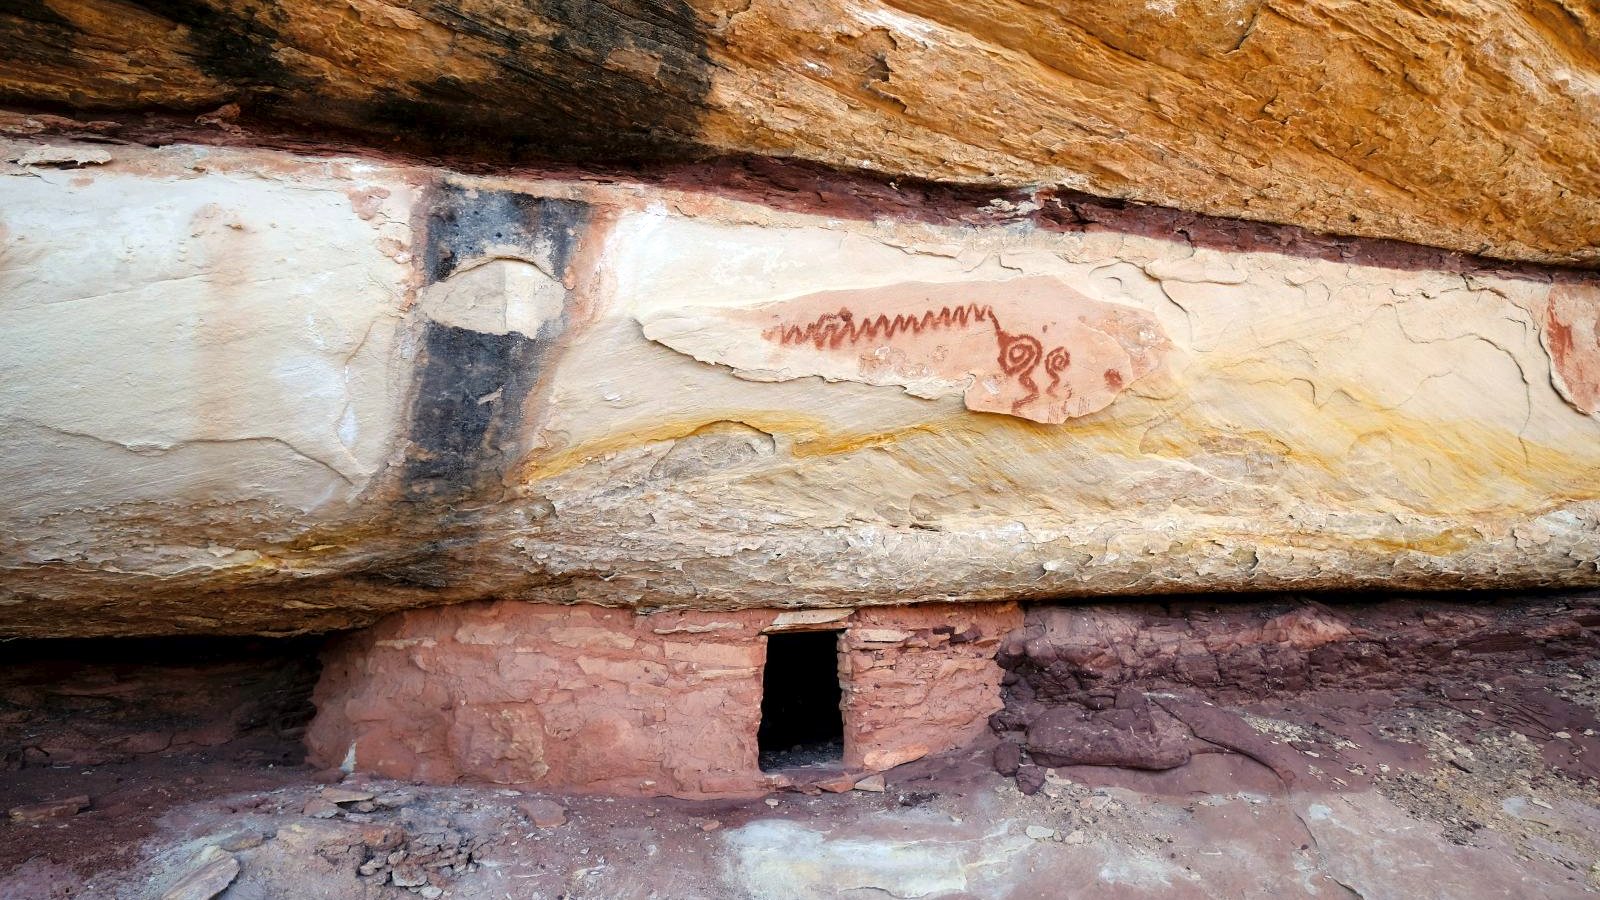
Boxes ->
[268,792,493,896]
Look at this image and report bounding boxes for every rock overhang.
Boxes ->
[2,0,1599,266]
[1,134,1599,637]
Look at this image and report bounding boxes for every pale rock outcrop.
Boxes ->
[416,258,567,341]
[3,136,1600,636]
[0,139,416,635]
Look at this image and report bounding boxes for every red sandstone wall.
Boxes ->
[307,601,1019,797]
[842,605,1019,770]
[307,604,773,797]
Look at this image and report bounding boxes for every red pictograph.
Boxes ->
[763,303,1072,415]
[994,329,1043,411]
[1044,347,1071,397]
[762,304,999,350]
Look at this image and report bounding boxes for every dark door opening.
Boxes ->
[758,630,844,771]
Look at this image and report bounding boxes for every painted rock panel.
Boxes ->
[641,278,1169,424]
[1536,280,1600,416]
[2,137,1600,637]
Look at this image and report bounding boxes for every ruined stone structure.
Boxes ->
[307,602,1018,796]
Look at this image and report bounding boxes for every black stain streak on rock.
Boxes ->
[33,0,716,163]
[400,186,592,504]
[402,324,544,503]
[423,184,589,283]
[124,0,302,93]
[0,0,81,73]
[360,0,716,157]
[373,0,715,161]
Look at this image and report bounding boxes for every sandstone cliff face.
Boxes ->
[2,134,1598,636]
[2,0,1598,265]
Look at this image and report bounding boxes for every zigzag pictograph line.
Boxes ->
[761,301,1085,415]
[762,303,998,350]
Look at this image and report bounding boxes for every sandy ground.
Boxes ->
[5,707,1598,899]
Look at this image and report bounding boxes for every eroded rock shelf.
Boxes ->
[2,131,1599,637]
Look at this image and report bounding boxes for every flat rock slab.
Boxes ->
[159,847,239,900]
[8,796,89,823]
[516,798,568,828]
[318,788,375,805]
[641,278,1170,424]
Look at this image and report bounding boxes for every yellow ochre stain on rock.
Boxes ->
[511,411,949,483]
[509,379,1600,523]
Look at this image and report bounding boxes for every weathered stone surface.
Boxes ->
[301,797,339,819]
[721,818,1029,897]
[839,605,1015,771]
[516,797,568,828]
[306,601,1017,796]
[216,829,265,852]
[318,787,374,805]
[850,775,885,793]
[4,137,1600,637]
[1023,698,1193,772]
[0,137,416,635]
[2,1,1598,264]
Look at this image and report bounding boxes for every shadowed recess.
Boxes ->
[758,630,845,771]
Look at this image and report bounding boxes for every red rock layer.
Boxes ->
[992,594,1600,793]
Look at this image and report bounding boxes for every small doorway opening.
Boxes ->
[758,630,844,771]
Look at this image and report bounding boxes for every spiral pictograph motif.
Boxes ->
[1045,347,1070,376]
[1044,346,1070,395]
[766,302,1070,414]
[996,331,1043,377]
